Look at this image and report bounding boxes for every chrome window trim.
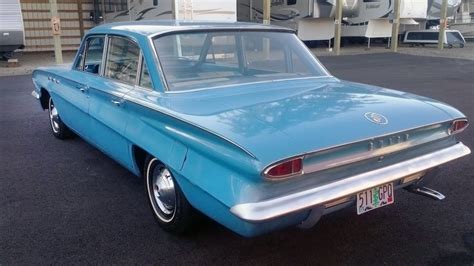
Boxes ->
[100,34,109,76]
[163,76,336,94]
[147,35,169,92]
[232,142,471,222]
[136,51,143,86]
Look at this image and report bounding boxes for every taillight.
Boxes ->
[264,157,303,179]
[449,119,469,135]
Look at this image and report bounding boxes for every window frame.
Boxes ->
[137,54,153,90]
[103,34,143,86]
[72,34,106,74]
[72,33,156,91]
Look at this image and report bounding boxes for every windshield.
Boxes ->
[153,31,329,91]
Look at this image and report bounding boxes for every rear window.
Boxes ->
[153,31,328,91]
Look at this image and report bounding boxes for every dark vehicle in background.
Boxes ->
[403,29,466,48]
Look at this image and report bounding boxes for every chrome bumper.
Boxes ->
[230,142,470,222]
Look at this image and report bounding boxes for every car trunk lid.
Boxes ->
[161,77,454,167]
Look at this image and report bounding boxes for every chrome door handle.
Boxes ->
[78,86,88,93]
[111,99,123,106]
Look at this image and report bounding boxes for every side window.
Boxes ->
[139,58,152,89]
[74,36,105,73]
[105,36,140,85]
[83,37,105,74]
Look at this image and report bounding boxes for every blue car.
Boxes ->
[32,21,470,237]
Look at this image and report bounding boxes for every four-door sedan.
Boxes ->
[32,21,470,237]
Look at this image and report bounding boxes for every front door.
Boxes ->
[54,35,105,140]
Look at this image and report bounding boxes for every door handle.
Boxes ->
[111,99,123,106]
[77,85,88,93]
[79,87,87,93]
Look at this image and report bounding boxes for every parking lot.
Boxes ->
[1,53,473,264]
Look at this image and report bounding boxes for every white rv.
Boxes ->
[0,0,25,59]
[237,0,462,43]
[98,0,237,23]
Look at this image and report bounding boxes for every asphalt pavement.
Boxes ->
[1,53,473,264]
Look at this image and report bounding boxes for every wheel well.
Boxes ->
[132,145,148,177]
[39,88,50,110]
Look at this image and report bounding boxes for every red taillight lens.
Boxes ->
[265,158,303,179]
[449,119,469,135]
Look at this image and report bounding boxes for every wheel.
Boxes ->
[48,97,72,139]
[145,157,197,234]
[460,43,465,48]
[447,44,453,49]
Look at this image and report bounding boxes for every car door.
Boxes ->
[52,35,105,139]
[87,35,141,166]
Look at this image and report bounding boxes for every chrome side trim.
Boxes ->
[303,126,448,175]
[122,93,257,159]
[231,142,470,222]
[261,120,456,175]
[31,90,40,99]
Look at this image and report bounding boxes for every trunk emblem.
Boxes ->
[364,112,388,125]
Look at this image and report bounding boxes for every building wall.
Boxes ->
[20,0,96,52]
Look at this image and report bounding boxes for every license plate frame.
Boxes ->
[357,183,394,215]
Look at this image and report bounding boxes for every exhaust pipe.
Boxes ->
[405,185,445,200]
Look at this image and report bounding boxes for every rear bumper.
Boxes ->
[230,142,470,222]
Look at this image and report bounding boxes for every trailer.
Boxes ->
[96,0,236,23]
[237,0,461,44]
[0,0,25,60]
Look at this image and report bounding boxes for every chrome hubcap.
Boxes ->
[152,167,176,216]
[48,98,60,133]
